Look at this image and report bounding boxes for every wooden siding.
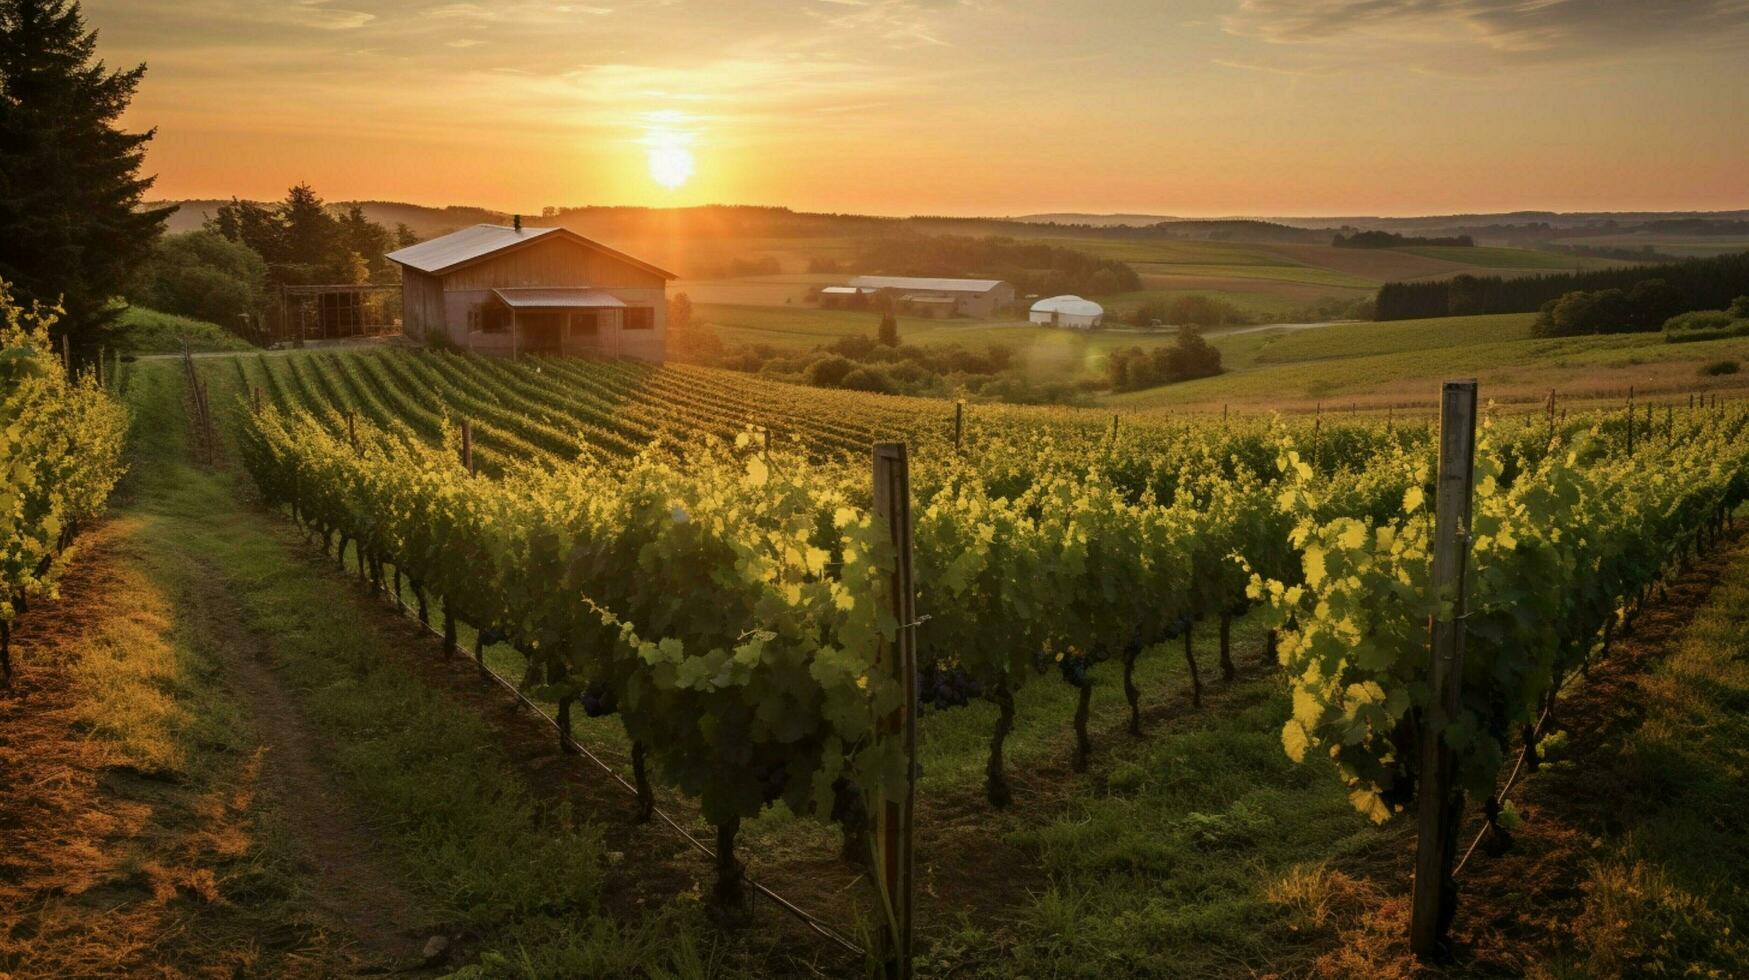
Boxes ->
[441,236,668,292]
[400,269,445,339]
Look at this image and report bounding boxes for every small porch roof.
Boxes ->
[492,287,627,310]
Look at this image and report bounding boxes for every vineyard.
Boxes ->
[207,347,1749,971]
[0,285,129,685]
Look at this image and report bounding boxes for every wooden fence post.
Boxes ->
[1411,379,1479,958]
[1626,387,1635,456]
[953,401,964,450]
[871,443,917,980]
[460,420,474,475]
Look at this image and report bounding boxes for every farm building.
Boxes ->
[817,285,878,309]
[1030,295,1104,329]
[385,223,676,361]
[844,276,1015,317]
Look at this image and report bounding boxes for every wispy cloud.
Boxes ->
[1224,0,1749,71]
[284,0,374,30]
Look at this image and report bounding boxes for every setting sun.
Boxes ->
[642,115,696,190]
[647,144,692,190]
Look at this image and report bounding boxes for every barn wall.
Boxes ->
[400,269,445,340]
[440,286,667,362]
[413,236,670,361]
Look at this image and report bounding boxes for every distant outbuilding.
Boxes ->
[841,276,1015,318]
[386,222,676,361]
[1030,295,1104,329]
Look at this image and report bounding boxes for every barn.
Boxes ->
[844,276,1015,318]
[385,223,676,361]
[1030,295,1104,329]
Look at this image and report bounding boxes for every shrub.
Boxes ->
[1700,359,1739,376]
[803,355,855,387]
[1663,309,1749,343]
[839,366,894,394]
[128,230,268,329]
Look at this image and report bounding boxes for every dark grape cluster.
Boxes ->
[1057,653,1090,687]
[1162,615,1192,641]
[750,762,788,802]
[580,683,617,718]
[920,661,982,710]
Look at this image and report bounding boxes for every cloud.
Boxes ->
[1224,0,1749,70]
[284,0,374,30]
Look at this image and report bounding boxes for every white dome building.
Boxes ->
[1029,295,1104,329]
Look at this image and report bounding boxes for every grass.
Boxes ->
[115,305,255,355]
[1400,245,1598,270]
[1249,312,1537,364]
[1111,326,1749,411]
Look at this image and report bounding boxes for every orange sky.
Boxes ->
[91,0,1749,217]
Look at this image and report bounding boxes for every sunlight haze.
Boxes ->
[91,0,1749,215]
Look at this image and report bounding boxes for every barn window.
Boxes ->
[569,311,601,337]
[480,303,510,334]
[623,306,655,331]
[467,307,481,333]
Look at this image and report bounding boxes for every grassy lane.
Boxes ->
[7,358,760,975]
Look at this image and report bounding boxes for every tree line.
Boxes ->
[1103,328,1223,392]
[858,234,1141,297]
[1332,230,1474,249]
[1374,252,1749,321]
[128,184,414,334]
[0,1,416,348]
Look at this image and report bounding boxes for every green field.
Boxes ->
[1400,245,1598,270]
[1247,312,1537,364]
[1114,320,1749,411]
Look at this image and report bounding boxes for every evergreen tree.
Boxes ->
[877,310,899,347]
[277,182,337,282]
[336,204,393,281]
[0,0,170,347]
[208,198,284,263]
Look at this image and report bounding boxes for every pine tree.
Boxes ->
[0,0,170,348]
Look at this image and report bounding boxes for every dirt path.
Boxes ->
[182,552,435,969]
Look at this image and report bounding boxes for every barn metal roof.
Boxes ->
[848,275,1008,294]
[385,223,677,279]
[1030,294,1104,316]
[385,224,563,274]
[491,287,627,310]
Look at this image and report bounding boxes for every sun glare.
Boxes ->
[642,114,696,190]
[648,144,693,189]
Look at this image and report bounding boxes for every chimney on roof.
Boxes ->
[513,214,522,232]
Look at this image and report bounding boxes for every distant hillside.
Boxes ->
[1013,213,1181,227]
[152,199,1749,253]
